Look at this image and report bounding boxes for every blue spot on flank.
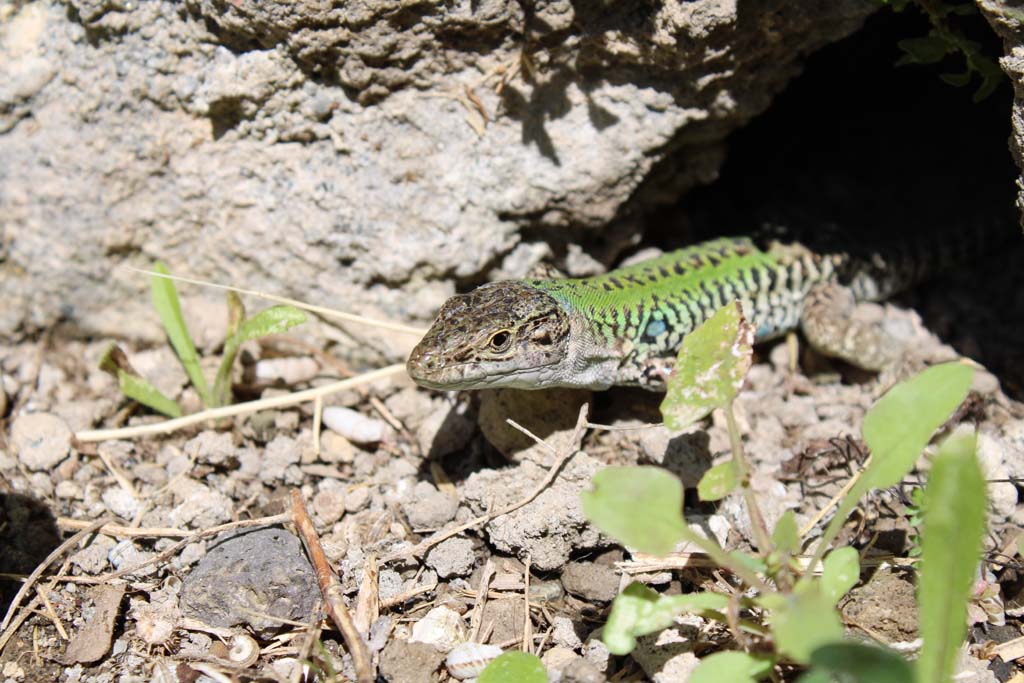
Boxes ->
[755,322,775,339]
[644,319,667,338]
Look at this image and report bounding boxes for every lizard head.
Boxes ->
[407,281,571,390]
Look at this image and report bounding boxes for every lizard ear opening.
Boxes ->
[531,330,553,345]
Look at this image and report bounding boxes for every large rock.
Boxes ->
[1,0,875,346]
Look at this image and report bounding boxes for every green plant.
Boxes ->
[478,651,547,683]
[101,261,307,417]
[581,302,987,682]
[881,0,1004,102]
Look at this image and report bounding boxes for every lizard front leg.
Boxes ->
[799,281,900,371]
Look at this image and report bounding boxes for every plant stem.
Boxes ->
[724,401,773,555]
[681,529,773,595]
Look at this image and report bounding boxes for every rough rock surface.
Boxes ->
[1,0,875,345]
[179,528,318,636]
[979,1,1024,223]
[461,451,603,570]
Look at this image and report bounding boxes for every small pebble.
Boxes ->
[551,616,582,649]
[322,406,388,444]
[344,486,371,513]
[425,536,475,578]
[312,488,346,525]
[55,480,83,500]
[102,487,140,520]
[11,412,72,471]
[254,357,319,385]
[560,561,620,603]
[401,481,458,528]
[319,431,355,463]
[542,646,581,681]
[408,606,466,652]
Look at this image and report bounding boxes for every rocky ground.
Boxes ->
[3,0,1024,681]
[1,260,1023,682]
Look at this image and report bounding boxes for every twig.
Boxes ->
[290,609,324,683]
[313,395,323,458]
[35,584,68,640]
[131,267,427,336]
[290,490,373,683]
[95,447,138,499]
[799,459,867,539]
[379,581,438,610]
[522,555,532,653]
[382,404,590,563]
[75,364,406,442]
[354,554,379,636]
[1,517,111,634]
[57,519,200,538]
[724,401,772,554]
[468,560,494,642]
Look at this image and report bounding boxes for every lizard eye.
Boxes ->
[488,330,512,352]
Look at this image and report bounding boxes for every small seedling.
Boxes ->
[582,301,987,682]
[101,261,307,417]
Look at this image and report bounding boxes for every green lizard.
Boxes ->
[406,236,926,391]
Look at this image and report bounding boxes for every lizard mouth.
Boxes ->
[406,354,557,391]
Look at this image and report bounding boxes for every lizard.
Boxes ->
[405,234,946,392]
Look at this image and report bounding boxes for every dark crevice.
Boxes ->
[635,6,1023,396]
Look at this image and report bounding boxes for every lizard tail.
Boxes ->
[834,216,1017,302]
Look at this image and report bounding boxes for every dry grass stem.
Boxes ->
[75,364,406,442]
[131,267,426,335]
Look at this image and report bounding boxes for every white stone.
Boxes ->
[408,606,466,652]
[322,406,388,444]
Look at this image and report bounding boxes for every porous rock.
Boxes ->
[425,536,476,579]
[461,452,603,571]
[560,561,620,603]
[10,412,72,471]
[2,0,876,354]
[180,528,318,636]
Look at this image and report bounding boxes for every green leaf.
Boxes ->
[117,371,183,418]
[213,303,307,406]
[234,305,307,344]
[939,71,972,87]
[690,651,774,683]
[150,261,213,407]
[771,510,800,556]
[582,466,688,556]
[895,35,950,65]
[698,460,739,501]
[730,551,768,575]
[821,547,860,605]
[603,582,729,655]
[660,302,754,431]
[478,651,547,683]
[807,363,973,579]
[916,431,986,683]
[762,583,844,664]
[806,643,914,683]
[99,344,182,417]
[861,362,974,490]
